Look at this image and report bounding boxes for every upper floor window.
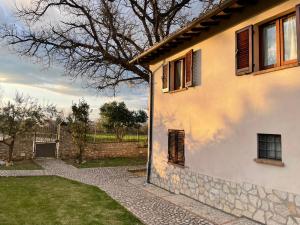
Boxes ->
[236,6,300,76]
[260,13,297,70]
[162,50,193,92]
[173,59,185,90]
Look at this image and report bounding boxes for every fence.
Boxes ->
[87,126,148,145]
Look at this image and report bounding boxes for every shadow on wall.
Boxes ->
[152,65,300,193]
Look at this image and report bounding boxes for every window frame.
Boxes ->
[280,13,298,66]
[259,12,297,70]
[162,63,169,92]
[257,133,282,161]
[172,58,185,91]
[168,129,185,166]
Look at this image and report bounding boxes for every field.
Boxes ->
[87,133,148,143]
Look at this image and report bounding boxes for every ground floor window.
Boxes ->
[257,134,282,161]
[168,130,185,166]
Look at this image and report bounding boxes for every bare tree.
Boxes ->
[0,0,219,91]
[0,93,57,164]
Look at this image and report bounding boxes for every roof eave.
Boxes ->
[129,0,251,65]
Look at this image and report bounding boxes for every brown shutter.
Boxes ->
[185,50,193,87]
[177,130,185,166]
[162,64,169,92]
[296,4,300,63]
[169,61,175,91]
[168,130,176,163]
[235,25,253,75]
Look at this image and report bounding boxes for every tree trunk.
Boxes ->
[8,140,15,163]
[78,146,84,164]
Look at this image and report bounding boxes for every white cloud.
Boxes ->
[0,0,148,121]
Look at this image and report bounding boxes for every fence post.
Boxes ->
[33,131,36,158]
[94,126,96,143]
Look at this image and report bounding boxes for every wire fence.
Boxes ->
[0,124,148,146]
[87,127,148,145]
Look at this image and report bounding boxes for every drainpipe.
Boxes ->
[146,73,154,184]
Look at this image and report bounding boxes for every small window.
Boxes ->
[168,130,185,166]
[257,134,282,161]
[260,13,297,70]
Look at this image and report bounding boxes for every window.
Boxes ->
[260,13,298,70]
[175,59,185,90]
[168,130,185,166]
[257,134,282,161]
[161,50,194,92]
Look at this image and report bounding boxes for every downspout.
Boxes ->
[146,72,154,184]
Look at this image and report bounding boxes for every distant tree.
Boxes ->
[0,93,57,164]
[100,101,147,141]
[67,100,90,164]
[133,110,148,130]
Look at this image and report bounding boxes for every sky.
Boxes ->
[0,0,148,120]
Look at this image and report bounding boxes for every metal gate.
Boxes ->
[35,143,56,157]
[33,125,59,158]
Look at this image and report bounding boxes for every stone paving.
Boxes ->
[0,158,261,225]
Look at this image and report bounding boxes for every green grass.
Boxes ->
[87,134,147,143]
[0,176,143,225]
[67,157,147,169]
[0,160,43,170]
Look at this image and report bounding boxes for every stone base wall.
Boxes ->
[151,162,300,225]
[0,135,33,161]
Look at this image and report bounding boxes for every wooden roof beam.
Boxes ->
[191,26,209,32]
[182,31,201,37]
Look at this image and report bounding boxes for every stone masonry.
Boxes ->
[59,141,147,160]
[0,134,33,160]
[58,128,147,159]
[151,162,300,225]
[0,127,147,161]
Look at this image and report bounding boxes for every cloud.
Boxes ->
[0,0,148,120]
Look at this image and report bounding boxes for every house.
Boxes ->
[130,0,300,224]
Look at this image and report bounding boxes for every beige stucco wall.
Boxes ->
[150,0,300,196]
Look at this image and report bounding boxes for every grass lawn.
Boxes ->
[87,133,147,143]
[0,176,143,225]
[0,160,43,170]
[67,157,147,169]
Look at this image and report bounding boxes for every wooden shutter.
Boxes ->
[177,130,185,166]
[296,4,300,63]
[168,130,176,163]
[162,64,169,92]
[235,25,253,75]
[169,61,175,91]
[185,50,193,87]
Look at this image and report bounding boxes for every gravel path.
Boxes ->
[0,158,260,225]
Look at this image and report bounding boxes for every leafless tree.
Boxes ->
[0,0,220,92]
